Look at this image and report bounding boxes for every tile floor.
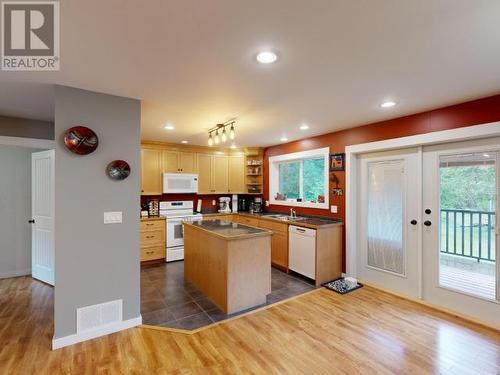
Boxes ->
[141,261,316,330]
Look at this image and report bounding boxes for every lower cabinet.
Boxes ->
[140,219,166,262]
[258,219,289,270]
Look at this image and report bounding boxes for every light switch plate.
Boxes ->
[265,200,269,207]
[330,205,338,214]
[104,211,122,224]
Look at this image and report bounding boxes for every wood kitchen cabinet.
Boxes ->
[140,218,166,262]
[197,153,214,193]
[196,154,229,194]
[162,151,196,173]
[228,155,245,193]
[258,219,289,270]
[141,148,162,195]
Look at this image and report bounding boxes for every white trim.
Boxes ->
[346,120,500,278]
[269,147,330,209]
[0,135,55,149]
[0,269,31,279]
[52,315,142,350]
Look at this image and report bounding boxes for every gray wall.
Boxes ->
[0,115,54,140]
[0,145,32,278]
[54,86,141,339]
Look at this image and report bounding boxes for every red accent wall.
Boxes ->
[264,94,500,269]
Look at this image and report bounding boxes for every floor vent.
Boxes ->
[76,299,123,333]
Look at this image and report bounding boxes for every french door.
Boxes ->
[358,138,500,327]
[422,138,500,325]
[358,148,420,297]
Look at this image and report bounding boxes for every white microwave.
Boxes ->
[163,173,198,194]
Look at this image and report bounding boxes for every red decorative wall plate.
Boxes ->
[63,126,99,155]
[106,160,131,180]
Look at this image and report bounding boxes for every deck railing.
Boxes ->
[440,208,496,262]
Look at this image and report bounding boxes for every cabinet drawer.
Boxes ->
[140,230,164,247]
[237,216,259,227]
[141,246,165,261]
[258,219,288,233]
[141,220,164,231]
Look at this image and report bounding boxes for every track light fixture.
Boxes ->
[207,121,236,147]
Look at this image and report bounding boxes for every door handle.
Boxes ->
[424,220,432,227]
[28,219,35,224]
[410,219,417,225]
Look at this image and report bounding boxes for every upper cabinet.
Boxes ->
[228,155,245,193]
[162,151,196,173]
[141,143,263,195]
[141,148,162,195]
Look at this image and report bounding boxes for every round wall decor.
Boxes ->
[106,160,131,180]
[63,126,99,155]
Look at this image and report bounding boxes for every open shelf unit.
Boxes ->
[245,148,263,194]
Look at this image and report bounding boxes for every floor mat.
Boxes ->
[323,277,363,295]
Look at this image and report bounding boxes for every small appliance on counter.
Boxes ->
[231,194,238,213]
[196,199,202,213]
[250,197,263,213]
[218,197,232,213]
[238,197,250,212]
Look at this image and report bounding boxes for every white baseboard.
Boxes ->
[0,269,31,279]
[52,315,142,350]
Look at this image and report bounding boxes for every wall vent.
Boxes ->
[76,299,123,333]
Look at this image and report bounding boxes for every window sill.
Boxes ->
[269,200,329,210]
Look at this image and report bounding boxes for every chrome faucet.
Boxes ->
[290,208,297,219]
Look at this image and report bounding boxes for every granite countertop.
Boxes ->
[237,212,343,229]
[184,219,272,240]
[140,215,166,221]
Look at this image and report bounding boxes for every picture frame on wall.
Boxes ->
[330,153,345,171]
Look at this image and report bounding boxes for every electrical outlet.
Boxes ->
[212,200,216,206]
[330,205,338,214]
[265,200,269,207]
[104,211,122,224]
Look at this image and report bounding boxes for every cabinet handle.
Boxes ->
[146,235,154,239]
[145,223,154,226]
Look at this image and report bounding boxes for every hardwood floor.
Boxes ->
[1,276,499,374]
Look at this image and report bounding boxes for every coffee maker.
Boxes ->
[250,197,263,213]
[238,197,250,212]
[218,197,231,213]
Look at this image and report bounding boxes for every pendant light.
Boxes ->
[221,127,227,143]
[208,133,213,146]
[214,130,220,145]
[229,124,235,140]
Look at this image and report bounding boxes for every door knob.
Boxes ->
[410,219,417,225]
[28,219,35,224]
[424,220,432,227]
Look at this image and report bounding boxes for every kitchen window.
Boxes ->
[269,147,330,209]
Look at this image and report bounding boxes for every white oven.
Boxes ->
[160,201,202,262]
[163,173,198,194]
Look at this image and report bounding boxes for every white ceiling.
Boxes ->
[1,0,500,147]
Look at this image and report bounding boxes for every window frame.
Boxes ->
[269,147,330,209]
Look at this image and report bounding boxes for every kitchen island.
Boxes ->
[183,219,272,314]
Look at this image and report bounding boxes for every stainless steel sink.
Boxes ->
[264,214,307,222]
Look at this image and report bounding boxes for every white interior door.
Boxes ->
[358,148,421,297]
[31,150,55,285]
[422,137,500,326]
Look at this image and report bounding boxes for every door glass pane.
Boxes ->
[367,160,405,275]
[439,152,496,300]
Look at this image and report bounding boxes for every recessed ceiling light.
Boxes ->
[164,123,175,130]
[230,144,237,149]
[299,124,309,130]
[181,140,188,144]
[380,101,397,108]
[280,137,288,142]
[256,51,278,64]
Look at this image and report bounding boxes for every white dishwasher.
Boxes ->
[289,225,316,280]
